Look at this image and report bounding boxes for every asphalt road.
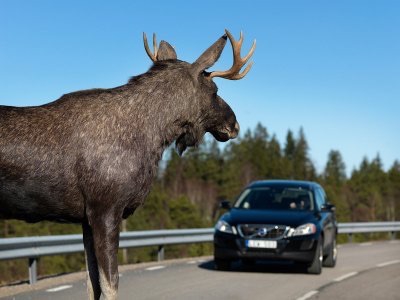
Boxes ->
[1,240,399,300]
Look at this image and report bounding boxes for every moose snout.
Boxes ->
[209,120,240,142]
[229,121,240,139]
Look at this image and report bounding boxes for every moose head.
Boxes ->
[141,30,255,154]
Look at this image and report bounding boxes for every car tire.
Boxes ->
[214,258,231,271]
[307,237,323,275]
[323,237,337,267]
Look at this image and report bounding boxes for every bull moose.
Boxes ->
[0,30,255,299]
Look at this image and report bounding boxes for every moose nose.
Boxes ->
[229,121,240,139]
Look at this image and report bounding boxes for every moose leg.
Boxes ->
[90,213,121,300]
[82,219,101,300]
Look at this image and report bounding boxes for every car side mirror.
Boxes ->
[220,200,232,210]
[321,203,336,212]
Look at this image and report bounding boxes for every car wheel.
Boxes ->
[307,237,323,274]
[323,237,337,267]
[214,258,231,271]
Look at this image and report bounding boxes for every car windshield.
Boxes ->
[233,186,314,211]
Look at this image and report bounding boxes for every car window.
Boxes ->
[234,186,314,211]
[315,188,326,210]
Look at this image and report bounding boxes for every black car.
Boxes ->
[213,180,337,274]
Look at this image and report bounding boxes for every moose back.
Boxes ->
[0,30,255,299]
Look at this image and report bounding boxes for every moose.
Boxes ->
[0,30,255,299]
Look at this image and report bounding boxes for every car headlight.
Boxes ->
[215,220,237,235]
[289,223,317,236]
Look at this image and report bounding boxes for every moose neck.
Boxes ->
[49,60,205,163]
[124,61,205,156]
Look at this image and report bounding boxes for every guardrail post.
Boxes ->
[348,233,353,243]
[29,257,38,285]
[157,245,164,261]
[390,231,396,240]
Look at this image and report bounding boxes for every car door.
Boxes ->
[315,187,335,251]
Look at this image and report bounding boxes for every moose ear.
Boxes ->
[157,41,177,61]
[191,34,227,74]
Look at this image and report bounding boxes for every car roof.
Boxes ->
[247,179,321,190]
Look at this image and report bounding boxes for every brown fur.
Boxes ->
[0,32,246,299]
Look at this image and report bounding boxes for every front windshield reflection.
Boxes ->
[233,187,314,211]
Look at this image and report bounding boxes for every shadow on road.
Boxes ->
[198,259,309,275]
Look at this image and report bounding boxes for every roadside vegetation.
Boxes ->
[1,122,399,284]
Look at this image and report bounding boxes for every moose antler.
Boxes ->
[143,33,158,62]
[209,30,256,80]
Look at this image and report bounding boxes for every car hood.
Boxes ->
[224,208,317,227]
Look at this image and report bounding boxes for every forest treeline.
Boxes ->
[1,123,399,284]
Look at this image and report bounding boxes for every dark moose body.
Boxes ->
[0,30,255,299]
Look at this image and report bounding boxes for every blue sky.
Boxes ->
[1,1,399,175]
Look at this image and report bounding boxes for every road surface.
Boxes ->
[1,240,399,300]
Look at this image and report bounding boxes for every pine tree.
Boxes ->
[266,134,283,178]
[323,150,349,221]
[348,155,388,221]
[324,150,347,186]
[388,161,400,220]
[283,130,296,178]
[283,128,316,180]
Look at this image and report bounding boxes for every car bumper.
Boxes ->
[214,231,318,263]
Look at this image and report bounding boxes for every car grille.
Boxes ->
[237,224,289,239]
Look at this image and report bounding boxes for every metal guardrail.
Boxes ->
[338,222,400,234]
[0,222,399,285]
[0,229,214,284]
[338,222,400,242]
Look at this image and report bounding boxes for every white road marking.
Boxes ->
[146,265,166,271]
[359,242,373,246]
[334,271,358,282]
[296,290,319,300]
[187,259,206,265]
[46,285,73,292]
[377,260,400,267]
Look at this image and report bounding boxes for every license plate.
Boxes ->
[246,240,277,249]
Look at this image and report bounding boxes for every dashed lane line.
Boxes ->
[297,272,359,299]
[296,290,319,300]
[46,285,73,293]
[145,265,166,271]
[359,242,373,246]
[377,259,400,268]
[334,271,358,282]
[298,256,400,300]
[187,259,207,265]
